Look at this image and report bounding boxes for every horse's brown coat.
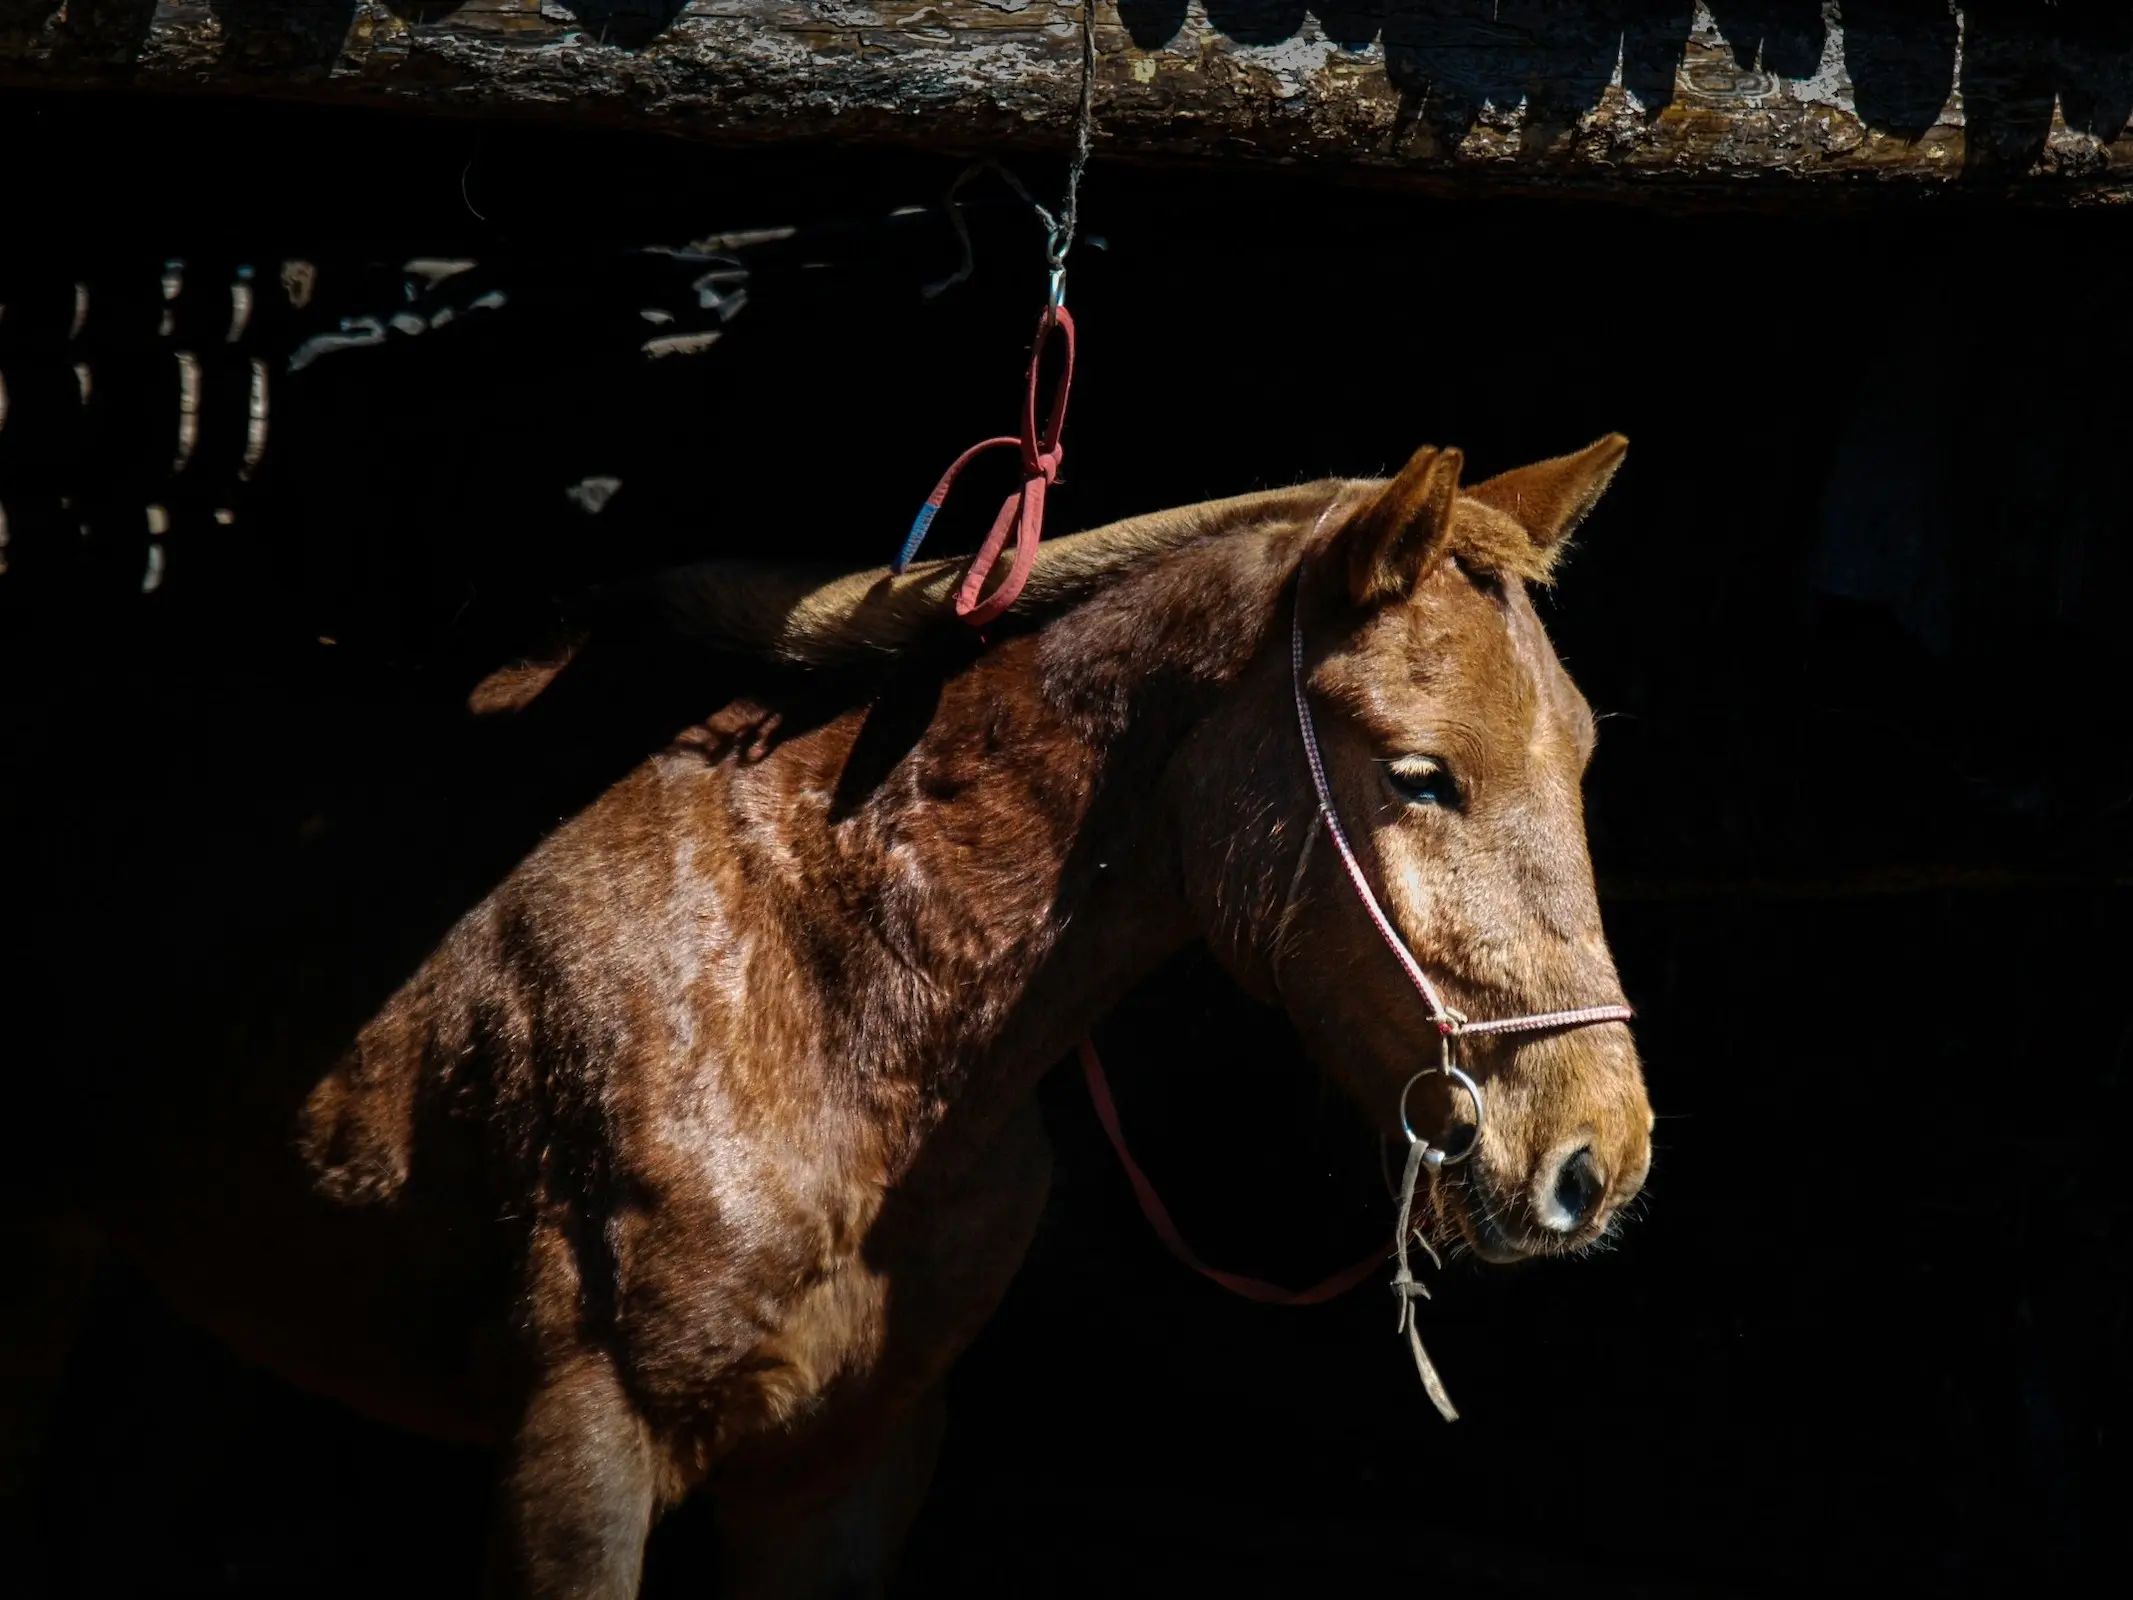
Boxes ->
[88,440,1650,1596]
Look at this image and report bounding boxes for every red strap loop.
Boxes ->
[1079,1039,1392,1308]
[897,306,1076,628]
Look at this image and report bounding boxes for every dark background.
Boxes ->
[2,88,2125,1596]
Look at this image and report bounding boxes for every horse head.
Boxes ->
[1178,438,1652,1263]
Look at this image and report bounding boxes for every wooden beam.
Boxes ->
[4,3,2131,199]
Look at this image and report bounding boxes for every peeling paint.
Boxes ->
[1234,28,1339,104]
[1793,5,1856,116]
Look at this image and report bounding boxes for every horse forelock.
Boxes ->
[1447,498,1564,585]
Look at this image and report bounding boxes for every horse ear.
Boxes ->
[1339,445,1465,606]
[1462,434,1628,563]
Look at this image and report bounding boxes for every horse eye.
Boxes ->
[1385,756,1459,809]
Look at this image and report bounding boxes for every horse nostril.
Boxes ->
[1548,1146,1605,1232]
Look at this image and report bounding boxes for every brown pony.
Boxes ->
[70,438,1651,1596]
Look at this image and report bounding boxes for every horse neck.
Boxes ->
[863,514,1308,1160]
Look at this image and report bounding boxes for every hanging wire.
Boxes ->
[923,3,1100,304]
[1047,0,1099,303]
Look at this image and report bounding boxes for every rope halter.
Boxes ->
[1286,549,1633,1420]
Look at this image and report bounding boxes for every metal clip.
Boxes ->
[1397,1063,1486,1165]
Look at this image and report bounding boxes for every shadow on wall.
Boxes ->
[1168,0,2133,171]
[540,0,694,50]
[1123,1,2133,168]
[6,1,2133,172]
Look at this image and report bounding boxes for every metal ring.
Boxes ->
[1397,1063,1485,1166]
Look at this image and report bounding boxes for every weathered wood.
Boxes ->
[3,2,2132,198]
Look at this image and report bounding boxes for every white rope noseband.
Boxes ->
[1286,561,1633,1420]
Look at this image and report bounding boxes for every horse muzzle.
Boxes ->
[1442,1119,1652,1263]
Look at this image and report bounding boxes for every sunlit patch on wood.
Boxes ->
[241,360,268,480]
[172,352,200,473]
[227,267,253,344]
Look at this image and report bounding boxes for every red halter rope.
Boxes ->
[895,305,1076,627]
[1077,1038,1389,1306]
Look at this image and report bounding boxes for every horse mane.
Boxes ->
[641,463,1574,673]
[649,481,1342,668]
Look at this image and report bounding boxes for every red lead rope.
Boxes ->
[1079,1040,1393,1306]
[896,305,1393,1301]
[895,306,1076,627]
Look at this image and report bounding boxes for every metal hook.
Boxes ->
[1397,1063,1485,1166]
